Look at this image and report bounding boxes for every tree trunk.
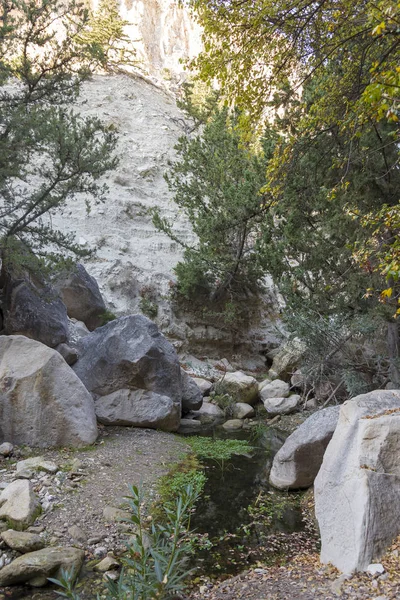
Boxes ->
[387,320,400,387]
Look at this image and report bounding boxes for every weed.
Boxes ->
[99,310,117,325]
[185,436,253,461]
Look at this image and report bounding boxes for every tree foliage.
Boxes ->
[153,104,276,302]
[0,0,129,268]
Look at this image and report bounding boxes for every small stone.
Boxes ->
[222,419,243,431]
[0,480,41,530]
[94,555,120,572]
[103,570,119,581]
[367,563,385,576]
[88,536,103,545]
[103,506,130,523]
[94,546,107,558]
[16,457,58,475]
[2,529,45,553]
[0,443,13,457]
[68,525,87,544]
[28,526,45,534]
[232,403,255,420]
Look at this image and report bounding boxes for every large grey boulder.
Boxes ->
[0,480,41,530]
[73,315,183,431]
[315,390,400,573]
[218,371,259,405]
[54,264,106,331]
[1,249,69,348]
[0,546,84,586]
[269,406,340,489]
[95,389,180,431]
[181,370,203,413]
[0,335,98,447]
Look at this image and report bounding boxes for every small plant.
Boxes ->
[185,436,253,461]
[53,484,201,600]
[157,454,206,509]
[99,310,117,325]
[139,297,158,319]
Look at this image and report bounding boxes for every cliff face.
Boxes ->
[91,0,202,81]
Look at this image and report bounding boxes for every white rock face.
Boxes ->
[315,390,400,573]
[0,336,98,448]
[91,0,202,82]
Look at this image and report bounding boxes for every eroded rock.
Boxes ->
[0,336,98,447]
[315,390,400,573]
[0,546,84,586]
[269,406,340,489]
[181,370,203,413]
[263,395,300,416]
[260,379,290,400]
[95,389,180,431]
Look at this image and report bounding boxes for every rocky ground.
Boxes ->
[0,426,189,599]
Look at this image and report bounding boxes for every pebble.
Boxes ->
[88,536,103,545]
[94,546,108,558]
[367,563,385,576]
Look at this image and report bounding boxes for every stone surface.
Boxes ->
[103,506,131,523]
[260,379,290,400]
[0,546,84,586]
[56,343,79,366]
[315,390,400,573]
[0,480,41,530]
[232,403,255,420]
[269,406,340,489]
[192,377,213,396]
[181,370,203,413]
[269,338,305,380]
[16,457,58,475]
[54,264,106,331]
[258,378,272,392]
[222,419,243,431]
[95,389,180,431]
[0,442,13,457]
[94,555,120,573]
[177,419,202,434]
[68,525,87,544]
[1,250,69,348]
[263,395,300,416]
[2,529,45,553]
[191,402,225,425]
[73,316,182,427]
[0,336,98,447]
[218,371,259,405]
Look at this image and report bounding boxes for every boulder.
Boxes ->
[232,403,255,419]
[315,390,400,573]
[54,264,106,331]
[260,379,290,400]
[258,378,272,392]
[0,442,13,457]
[269,406,340,489]
[263,395,300,416]
[269,338,305,380]
[0,546,84,586]
[95,389,180,431]
[191,402,225,425]
[218,371,259,405]
[178,419,203,434]
[181,370,203,413]
[0,335,98,447]
[192,377,213,397]
[0,480,41,530]
[73,316,183,431]
[2,529,45,553]
[1,249,69,348]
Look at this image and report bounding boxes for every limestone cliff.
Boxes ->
[91,0,202,82]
